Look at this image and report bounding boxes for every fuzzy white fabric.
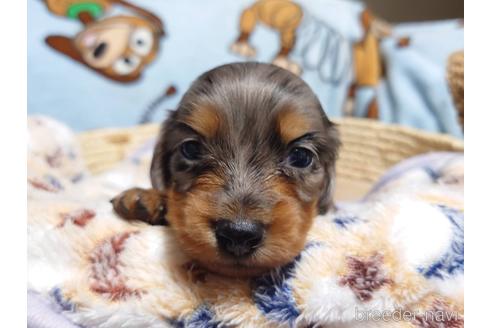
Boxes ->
[27,116,464,328]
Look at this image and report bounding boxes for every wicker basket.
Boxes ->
[77,118,463,200]
[447,50,464,128]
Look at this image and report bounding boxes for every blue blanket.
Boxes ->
[28,0,463,137]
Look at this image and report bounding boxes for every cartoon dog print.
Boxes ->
[43,0,165,83]
[230,0,303,75]
[231,1,398,120]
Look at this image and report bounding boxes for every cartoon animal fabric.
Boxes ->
[230,0,303,75]
[348,9,392,119]
[43,0,165,83]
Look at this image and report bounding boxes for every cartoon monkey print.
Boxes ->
[43,0,165,83]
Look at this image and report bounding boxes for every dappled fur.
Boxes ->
[121,62,340,276]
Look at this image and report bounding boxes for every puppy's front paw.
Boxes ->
[111,188,167,226]
[230,41,256,57]
[272,56,302,75]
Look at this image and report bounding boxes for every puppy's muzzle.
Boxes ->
[214,220,264,258]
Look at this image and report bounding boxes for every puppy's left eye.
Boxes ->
[288,147,313,168]
[181,140,202,160]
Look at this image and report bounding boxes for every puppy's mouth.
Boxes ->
[203,257,272,277]
[179,219,270,276]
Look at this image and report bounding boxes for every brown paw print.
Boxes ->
[339,253,392,302]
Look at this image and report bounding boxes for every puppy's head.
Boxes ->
[151,63,339,276]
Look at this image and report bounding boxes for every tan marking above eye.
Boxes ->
[182,105,221,138]
[276,108,311,144]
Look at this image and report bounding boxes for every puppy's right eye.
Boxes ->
[180,141,202,160]
[287,147,313,168]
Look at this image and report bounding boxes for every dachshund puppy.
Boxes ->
[112,62,339,276]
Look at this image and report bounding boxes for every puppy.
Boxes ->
[112,62,339,277]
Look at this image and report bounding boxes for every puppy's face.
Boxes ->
[151,63,339,276]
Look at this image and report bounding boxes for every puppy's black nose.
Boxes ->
[215,220,264,258]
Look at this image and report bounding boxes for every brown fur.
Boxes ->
[276,107,311,144]
[114,63,339,277]
[181,105,222,139]
[111,188,167,225]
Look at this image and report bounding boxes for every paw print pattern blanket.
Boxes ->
[27,116,464,328]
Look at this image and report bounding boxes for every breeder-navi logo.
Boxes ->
[355,307,463,325]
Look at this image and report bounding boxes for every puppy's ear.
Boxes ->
[317,122,340,215]
[150,112,177,191]
[150,133,166,191]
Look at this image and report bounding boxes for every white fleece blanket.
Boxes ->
[27,116,464,328]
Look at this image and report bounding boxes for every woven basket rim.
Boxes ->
[78,117,464,147]
[334,118,463,148]
[76,118,463,185]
